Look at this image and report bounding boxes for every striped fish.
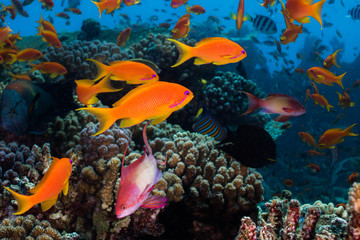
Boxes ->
[192,108,227,141]
[348,5,360,20]
[248,14,277,34]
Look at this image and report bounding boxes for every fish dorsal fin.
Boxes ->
[301,0,313,4]
[121,154,146,181]
[325,128,342,133]
[142,195,167,209]
[195,37,224,47]
[108,60,127,66]
[29,157,59,194]
[63,180,69,196]
[75,79,95,88]
[129,58,161,74]
[41,196,58,212]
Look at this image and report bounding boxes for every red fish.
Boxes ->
[241,92,306,122]
[298,132,316,148]
[306,163,320,172]
[323,49,342,69]
[337,91,355,109]
[171,12,190,39]
[285,0,326,28]
[56,12,70,19]
[117,27,131,47]
[310,93,333,112]
[39,0,54,10]
[171,0,188,8]
[186,5,205,15]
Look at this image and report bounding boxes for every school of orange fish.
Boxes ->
[0,0,359,218]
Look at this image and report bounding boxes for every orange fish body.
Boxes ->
[261,0,276,8]
[168,37,247,67]
[280,24,303,45]
[0,25,12,42]
[306,150,324,156]
[298,132,316,147]
[3,157,72,215]
[307,67,346,88]
[306,163,320,172]
[123,0,140,6]
[92,0,121,18]
[283,179,294,187]
[310,93,333,111]
[39,0,54,10]
[337,91,355,109]
[348,172,359,185]
[117,27,132,46]
[236,0,245,30]
[187,5,205,15]
[37,29,61,48]
[0,48,17,64]
[171,0,188,8]
[37,14,56,33]
[285,0,326,27]
[15,48,42,61]
[88,59,159,84]
[9,73,31,81]
[318,124,358,149]
[77,81,194,135]
[75,73,122,105]
[323,49,342,69]
[171,13,191,39]
[30,62,67,78]
[56,12,70,19]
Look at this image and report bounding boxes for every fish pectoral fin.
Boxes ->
[49,73,58,78]
[297,16,310,23]
[141,195,167,209]
[41,196,58,212]
[194,57,212,65]
[213,61,229,65]
[274,115,291,122]
[221,55,235,59]
[151,113,172,125]
[316,74,325,80]
[120,117,145,128]
[63,180,69,196]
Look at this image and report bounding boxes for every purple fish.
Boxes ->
[115,121,167,218]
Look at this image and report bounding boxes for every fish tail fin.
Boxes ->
[344,123,358,137]
[87,59,110,81]
[76,107,117,136]
[240,91,260,116]
[7,54,17,64]
[3,187,35,215]
[336,72,346,88]
[332,49,342,68]
[36,13,44,24]
[91,1,104,18]
[326,104,334,112]
[311,0,326,28]
[167,39,194,67]
[97,73,122,93]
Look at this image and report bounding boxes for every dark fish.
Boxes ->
[348,5,360,20]
[218,125,276,168]
[249,14,277,34]
[336,30,342,38]
[193,107,227,142]
[23,0,35,5]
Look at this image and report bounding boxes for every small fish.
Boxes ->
[246,14,277,34]
[56,12,70,19]
[306,150,324,156]
[307,67,346,88]
[348,5,360,20]
[171,0,188,8]
[241,92,306,122]
[336,30,342,38]
[158,22,171,29]
[337,91,355,109]
[13,48,42,62]
[285,0,326,28]
[64,7,82,14]
[29,62,67,78]
[77,81,193,135]
[318,124,358,149]
[75,73,122,106]
[306,163,320,172]
[0,48,18,64]
[23,0,35,6]
[117,27,132,47]
[310,93,333,112]
[9,72,31,81]
[0,25,12,43]
[217,125,276,168]
[168,37,247,67]
[298,132,316,148]
[294,68,305,74]
[88,59,159,84]
[3,157,72,215]
[352,80,360,89]
[207,15,220,24]
[171,12,190,39]
[323,49,342,69]
[37,14,56,33]
[115,121,167,218]
[260,0,276,9]
[37,28,61,48]
[123,0,140,6]
[280,24,303,45]
[91,0,121,18]
[348,172,359,185]
[192,107,227,142]
[186,5,205,15]
[39,0,54,10]
[283,179,294,187]
[236,0,245,30]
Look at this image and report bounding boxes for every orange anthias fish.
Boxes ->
[0,25,12,43]
[348,172,359,185]
[280,24,303,45]
[88,59,159,84]
[283,179,294,187]
[92,0,121,18]
[30,62,67,78]
[75,73,122,106]
[77,81,193,136]
[337,91,355,109]
[9,72,31,81]
[117,27,132,47]
[0,48,17,64]
[236,0,245,30]
[241,92,306,122]
[171,12,191,39]
[285,0,326,28]
[318,124,358,149]
[298,132,317,148]
[186,5,205,15]
[306,163,320,172]
[171,0,188,8]
[65,8,82,14]
[261,0,276,8]
[39,0,54,10]
[310,93,333,112]
[13,48,42,62]
[168,37,247,67]
[37,14,56,34]
[323,49,342,69]
[3,157,72,215]
[307,67,346,88]
[37,28,61,48]
[123,0,140,6]
[56,12,70,19]
[306,150,324,156]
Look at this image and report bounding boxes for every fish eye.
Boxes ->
[185,90,190,96]
[69,159,72,164]
[241,50,245,54]
[122,205,126,210]
[152,74,156,78]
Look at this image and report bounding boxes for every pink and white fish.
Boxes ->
[115,121,167,218]
[240,91,306,122]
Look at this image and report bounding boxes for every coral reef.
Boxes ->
[77,18,101,41]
